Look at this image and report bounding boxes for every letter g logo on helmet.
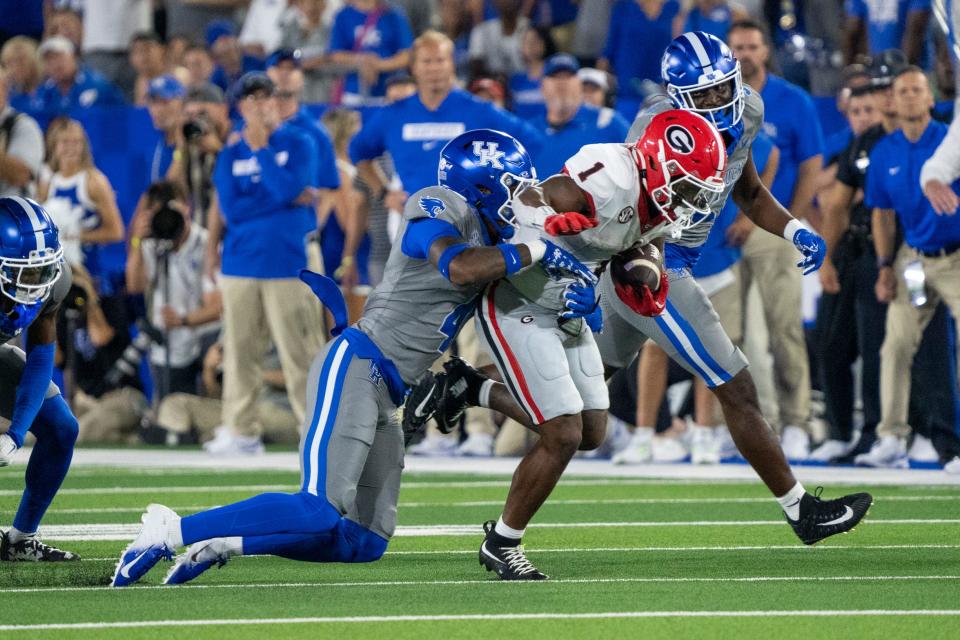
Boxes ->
[665,125,695,154]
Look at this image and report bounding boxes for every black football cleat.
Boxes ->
[788,487,873,545]
[1,530,80,561]
[434,357,489,434]
[479,520,548,580]
[402,371,444,445]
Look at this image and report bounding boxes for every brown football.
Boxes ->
[609,243,663,291]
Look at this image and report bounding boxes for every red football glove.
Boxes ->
[544,211,598,236]
[613,270,669,317]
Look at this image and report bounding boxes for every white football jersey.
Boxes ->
[505,143,664,311]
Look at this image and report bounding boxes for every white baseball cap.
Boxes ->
[577,68,609,91]
[38,36,76,57]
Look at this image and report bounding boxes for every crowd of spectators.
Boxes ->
[0,0,958,472]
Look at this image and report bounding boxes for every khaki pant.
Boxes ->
[878,246,960,438]
[220,276,325,438]
[157,393,300,445]
[426,321,499,441]
[740,230,810,429]
[74,388,149,445]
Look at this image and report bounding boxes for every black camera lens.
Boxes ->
[182,118,208,141]
[150,204,185,242]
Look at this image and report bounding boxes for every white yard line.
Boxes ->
[4,448,959,486]
[3,610,960,631]
[27,494,959,516]
[70,544,960,562]
[5,575,960,596]
[33,519,960,541]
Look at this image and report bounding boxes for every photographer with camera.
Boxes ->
[166,83,230,228]
[126,180,222,401]
[55,262,149,444]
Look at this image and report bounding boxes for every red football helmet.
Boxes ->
[634,109,727,233]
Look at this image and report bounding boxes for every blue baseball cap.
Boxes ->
[205,20,236,48]
[267,48,302,69]
[146,75,186,101]
[544,53,580,77]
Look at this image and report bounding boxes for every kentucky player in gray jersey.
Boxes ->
[0,197,81,562]
[110,129,597,587]
[601,32,872,543]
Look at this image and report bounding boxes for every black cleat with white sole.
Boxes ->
[1,531,79,561]
[435,357,489,434]
[479,520,548,580]
[788,487,873,545]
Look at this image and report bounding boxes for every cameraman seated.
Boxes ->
[56,263,149,444]
[154,341,299,446]
[126,181,221,399]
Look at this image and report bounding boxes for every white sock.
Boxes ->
[495,516,525,540]
[478,379,495,408]
[169,517,184,549]
[223,536,243,557]
[776,482,806,521]
[7,527,34,543]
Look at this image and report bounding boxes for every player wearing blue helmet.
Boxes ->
[111,129,597,587]
[0,197,80,562]
[597,31,871,544]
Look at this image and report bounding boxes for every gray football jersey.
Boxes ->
[1,262,71,345]
[357,187,488,383]
[626,89,764,249]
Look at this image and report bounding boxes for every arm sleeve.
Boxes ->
[920,117,960,186]
[8,342,55,447]
[349,109,388,163]
[255,132,318,205]
[400,218,464,259]
[864,147,893,210]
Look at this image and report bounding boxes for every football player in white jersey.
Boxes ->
[412,109,728,580]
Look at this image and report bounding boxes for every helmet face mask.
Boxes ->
[636,110,728,235]
[662,32,745,134]
[0,247,64,306]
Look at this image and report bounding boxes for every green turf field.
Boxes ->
[1,465,958,639]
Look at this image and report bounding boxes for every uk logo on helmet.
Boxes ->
[665,125,695,154]
[472,141,505,169]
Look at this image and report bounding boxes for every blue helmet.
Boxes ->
[438,129,536,238]
[661,32,744,137]
[0,197,63,307]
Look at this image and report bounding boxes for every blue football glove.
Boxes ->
[561,281,597,318]
[792,227,826,275]
[583,297,603,333]
[540,239,597,285]
[560,283,603,333]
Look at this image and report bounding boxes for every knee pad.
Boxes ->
[34,395,79,450]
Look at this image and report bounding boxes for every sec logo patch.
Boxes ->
[618,206,634,223]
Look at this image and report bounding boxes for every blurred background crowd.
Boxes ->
[1,0,959,473]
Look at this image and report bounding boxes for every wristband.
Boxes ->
[782,219,808,242]
[130,236,141,249]
[437,242,470,280]
[524,239,547,263]
[876,256,894,269]
[498,243,524,275]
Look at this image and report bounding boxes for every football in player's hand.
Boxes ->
[610,244,662,292]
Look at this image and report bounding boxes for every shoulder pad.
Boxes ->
[404,186,472,226]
